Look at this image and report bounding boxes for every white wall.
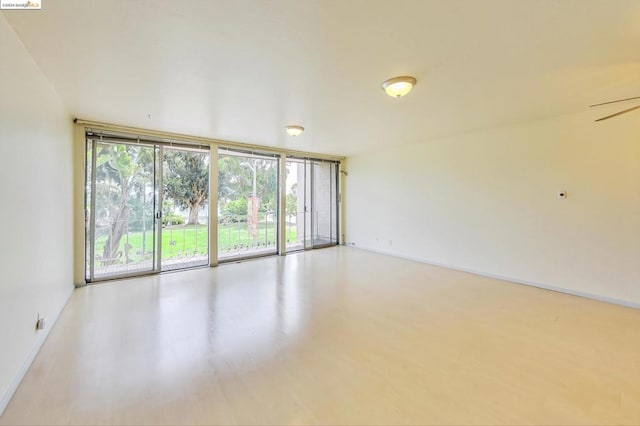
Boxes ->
[345,111,640,306]
[0,13,74,413]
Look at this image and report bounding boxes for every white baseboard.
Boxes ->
[0,286,75,416]
[350,244,640,310]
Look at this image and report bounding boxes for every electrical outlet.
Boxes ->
[35,314,45,331]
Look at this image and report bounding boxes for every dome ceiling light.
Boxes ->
[285,125,304,137]
[381,76,417,98]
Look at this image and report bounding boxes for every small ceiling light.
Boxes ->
[285,125,304,137]
[381,76,417,98]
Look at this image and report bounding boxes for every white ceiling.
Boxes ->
[4,0,640,156]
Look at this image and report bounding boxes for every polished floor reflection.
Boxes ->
[2,247,640,425]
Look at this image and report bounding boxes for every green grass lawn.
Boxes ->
[94,222,298,261]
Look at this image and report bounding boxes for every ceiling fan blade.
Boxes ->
[595,104,640,122]
[590,96,640,108]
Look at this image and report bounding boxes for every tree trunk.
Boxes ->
[247,196,260,245]
[102,204,130,266]
[187,199,202,225]
[186,190,206,226]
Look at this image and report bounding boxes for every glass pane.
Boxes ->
[330,162,338,244]
[218,151,279,260]
[312,161,336,247]
[85,141,92,282]
[285,159,306,252]
[91,142,156,279]
[304,160,312,248]
[161,148,210,271]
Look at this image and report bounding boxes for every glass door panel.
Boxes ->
[285,158,310,252]
[312,161,337,247]
[88,141,157,280]
[304,160,312,248]
[161,147,210,271]
[285,158,338,252]
[330,161,338,244]
[218,150,279,261]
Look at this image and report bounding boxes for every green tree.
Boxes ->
[221,198,248,217]
[286,182,298,218]
[163,150,209,225]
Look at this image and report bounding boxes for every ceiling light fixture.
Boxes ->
[285,125,304,137]
[381,76,417,98]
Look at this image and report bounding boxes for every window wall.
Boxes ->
[84,129,341,281]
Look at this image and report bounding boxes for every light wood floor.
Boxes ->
[2,247,639,425]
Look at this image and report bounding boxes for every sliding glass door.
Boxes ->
[160,147,209,271]
[85,136,210,282]
[285,158,339,252]
[285,158,311,251]
[217,149,279,261]
[311,161,338,247]
[86,141,158,280]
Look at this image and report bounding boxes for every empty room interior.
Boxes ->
[1,1,640,425]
